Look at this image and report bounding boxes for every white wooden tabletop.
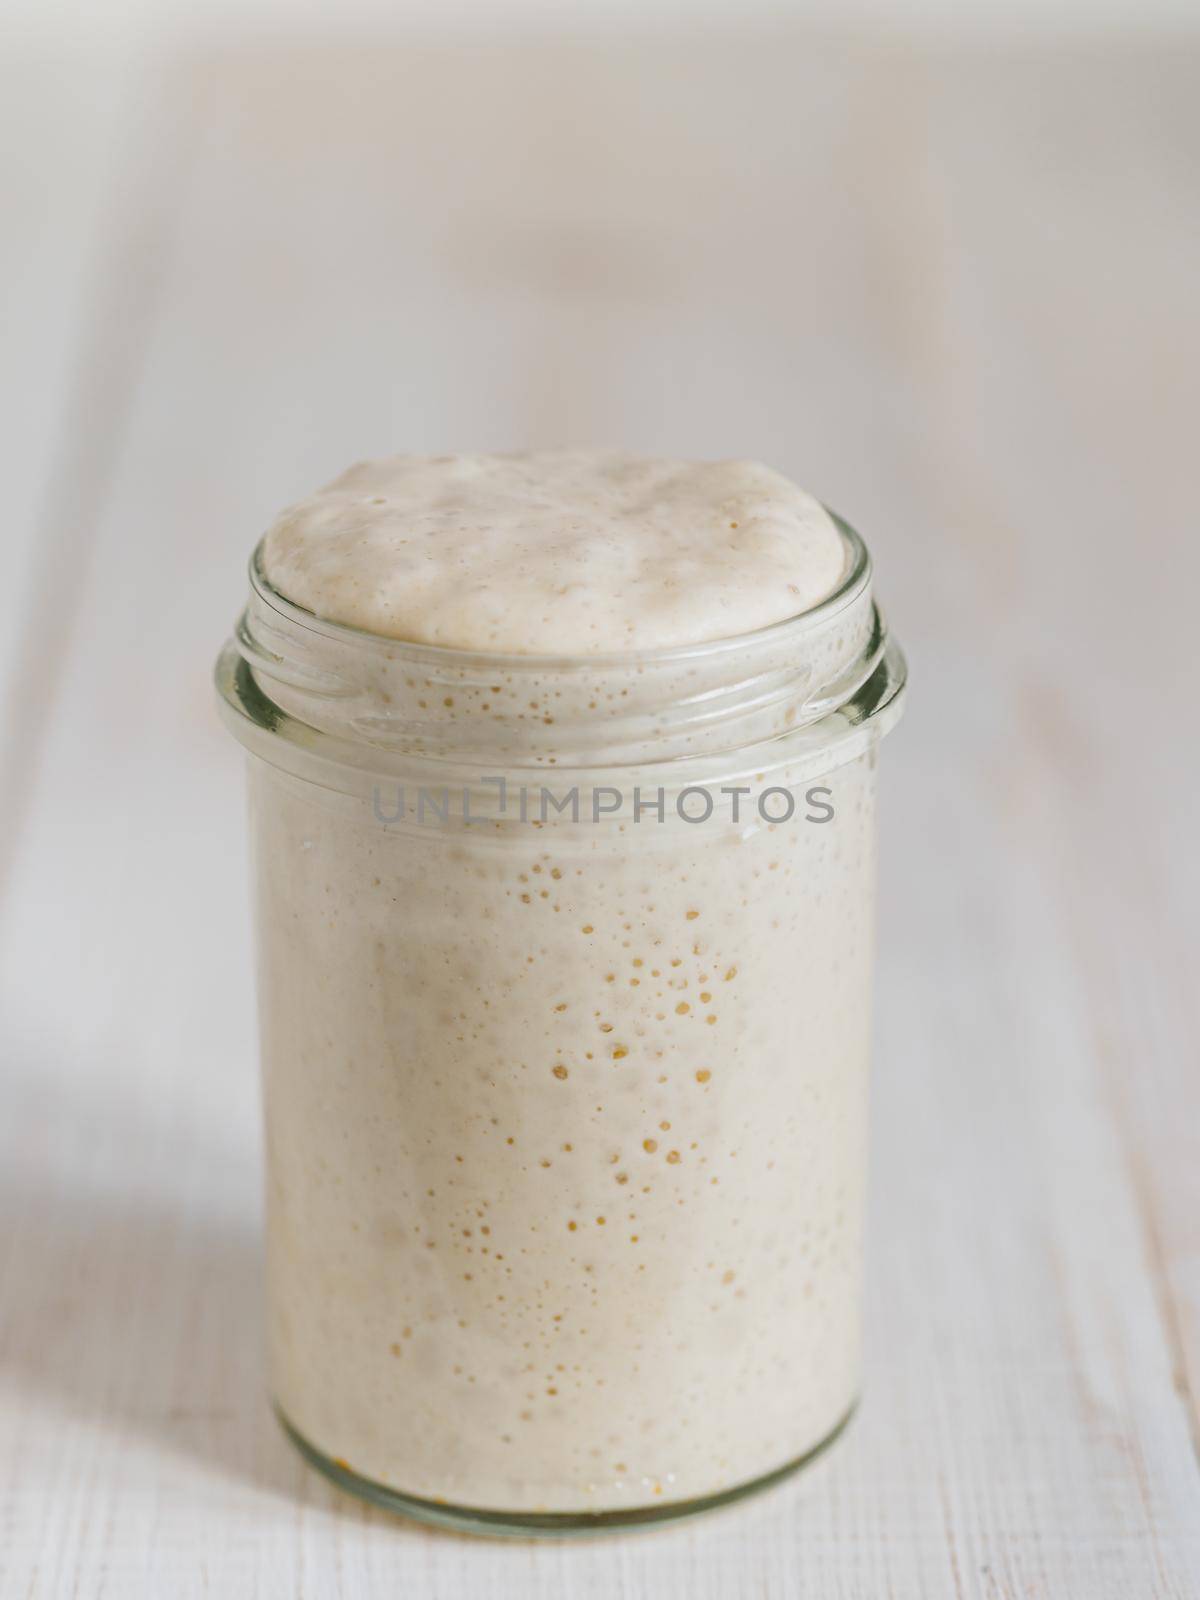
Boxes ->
[2,26,1198,1600]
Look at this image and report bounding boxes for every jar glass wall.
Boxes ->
[216,513,906,1535]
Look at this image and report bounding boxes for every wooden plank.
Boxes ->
[0,45,144,864]
[913,32,1200,1440]
[0,31,1197,1600]
[861,40,1200,1597]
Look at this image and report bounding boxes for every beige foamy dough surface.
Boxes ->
[260,452,847,653]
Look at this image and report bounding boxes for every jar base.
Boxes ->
[275,1400,857,1539]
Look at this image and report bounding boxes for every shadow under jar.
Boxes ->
[215,513,905,1536]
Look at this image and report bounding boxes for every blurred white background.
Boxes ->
[2,3,1199,1597]
[10,0,1200,38]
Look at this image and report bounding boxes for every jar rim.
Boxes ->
[219,506,905,802]
[245,509,872,672]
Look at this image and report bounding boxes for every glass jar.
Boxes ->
[215,512,906,1536]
